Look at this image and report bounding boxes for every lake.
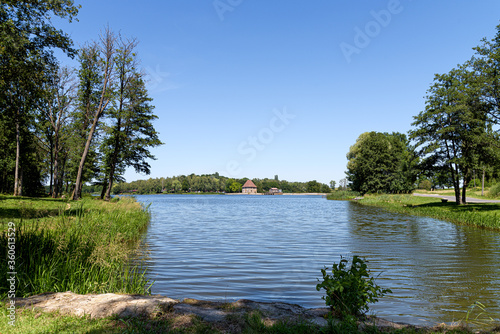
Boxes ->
[133,194,500,326]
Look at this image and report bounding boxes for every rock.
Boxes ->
[16,291,178,319]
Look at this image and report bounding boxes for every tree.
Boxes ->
[101,36,162,201]
[72,28,116,200]
[410,67,493,204]
[0,0,79,196]
[307,180,321,193]
[330,180,336,190]
[346,132,416,195]
[38,66,76,197]
[470,23,500,124]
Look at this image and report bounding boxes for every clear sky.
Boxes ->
[55,1,500,185]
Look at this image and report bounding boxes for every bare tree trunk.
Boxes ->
[104,116,122,201]
[52,148,59,198]
[462,171,468,205]
[14,118,20,196]
[482,167,485,196]
[49,141,54,196]
[72,116,99,200]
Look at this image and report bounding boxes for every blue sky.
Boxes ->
[56,1,500,185]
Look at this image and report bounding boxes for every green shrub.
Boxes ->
[316,256,392,318]
[417,179,432,191]
[488,183,500,198]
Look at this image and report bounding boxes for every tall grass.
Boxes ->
[327,190,361,200]
[0,196,152,298]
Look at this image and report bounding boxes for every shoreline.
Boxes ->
[11,291,463,333]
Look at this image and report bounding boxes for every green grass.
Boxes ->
[355,194,500,230]
[0,195,152,299]
[1,307,499,334]
[327,191,361,201]
[414,187,500,201]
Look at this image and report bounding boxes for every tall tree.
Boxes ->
[38,66,76,197]
[0,0,79,196]
[410,67,492,204]
[101,37,162,201]
[346,131,416,195]
[470,23,500,124]
[72,28,116,200]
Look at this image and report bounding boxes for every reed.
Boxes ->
[0,196,151,298]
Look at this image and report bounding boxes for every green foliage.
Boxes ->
[488,183,500,198]
[346,132,417,195]
[418,179,432,191]
[229,180,242,193]
[307,180,322,193]
[316,256,392,318]
[112,173,331,195]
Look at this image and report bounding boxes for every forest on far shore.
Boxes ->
[81,173,334,195]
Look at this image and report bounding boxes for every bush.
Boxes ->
[418,179,432,191]
[316,256,391,318]
[489,182,500,198]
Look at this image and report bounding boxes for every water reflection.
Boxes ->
[133,195,500,327]
[346,202,500,325]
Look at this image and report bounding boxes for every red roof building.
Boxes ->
[242,180,258,194]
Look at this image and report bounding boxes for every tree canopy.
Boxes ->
[346,132,417,195]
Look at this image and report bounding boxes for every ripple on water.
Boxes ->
[133,195,500,327]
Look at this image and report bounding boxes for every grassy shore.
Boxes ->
[2,306,499,334]
[0,195,152,299]
[328,192,500,230]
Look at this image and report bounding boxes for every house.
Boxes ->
[242,180,258,194]
[269,187,282,194]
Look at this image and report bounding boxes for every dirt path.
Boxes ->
[413,193,500,204]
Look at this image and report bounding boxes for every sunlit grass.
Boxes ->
[358,194,500,230]
[1,306,497,334]
[0,195,151,299]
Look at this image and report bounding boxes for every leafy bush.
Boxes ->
[488,182,500,198]
[417,179,432,191]
[316,256,392,318]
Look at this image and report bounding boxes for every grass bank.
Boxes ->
[2,306,499,334]
[0,195,151,298]
[348,194,500,230]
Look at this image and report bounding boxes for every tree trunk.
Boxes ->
[49,140,54,196]
[52,148,59,198]
[72,115,99,200]
[104,118,122,201]
[462,174,468,205]
[482,167,485,196]
[14,118,20,196]
[450,162,461,205]
[18,167,23,197]
[100,181,107,199]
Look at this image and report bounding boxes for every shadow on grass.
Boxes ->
[0,207,89,220]
[0,195,67,202]
[415,202,500,213]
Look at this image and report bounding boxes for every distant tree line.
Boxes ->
[0,1,162,200]
[346,23,500,204]
[110,173,332,194]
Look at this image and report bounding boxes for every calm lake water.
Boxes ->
[133,194,500,326]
